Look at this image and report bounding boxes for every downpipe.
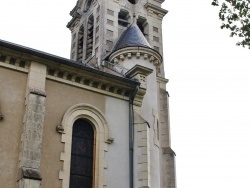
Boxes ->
[129,85,139,188]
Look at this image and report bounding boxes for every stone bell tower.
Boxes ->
[68,0,165,70]
[67,0,176,188]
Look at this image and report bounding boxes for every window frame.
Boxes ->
[59,103,111,188]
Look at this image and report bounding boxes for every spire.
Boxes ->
[111,22,151,53]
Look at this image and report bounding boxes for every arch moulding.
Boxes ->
[59,103,112,188]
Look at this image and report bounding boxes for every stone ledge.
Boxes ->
[29,87,46,97]
[17,167,42,181]
[162,147,176,156]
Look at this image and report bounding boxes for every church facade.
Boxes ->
[0,0,176,188]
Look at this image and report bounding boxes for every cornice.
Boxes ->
[0,39,140,100]
[144,3,168,19]
[0,50,30,73]
[66,13,81,29]
[108,46,162,68]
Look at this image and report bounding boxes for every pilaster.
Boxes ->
[126,65,153,188]
[159,88,176,188]
[17,62,47,188]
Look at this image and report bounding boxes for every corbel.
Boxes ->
[105,137,114,144]
[0,113,3,120]
[56,125,64,134]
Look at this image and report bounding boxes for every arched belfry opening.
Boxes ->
[84,0,93,12]
[137,16,147,36]
[70,119,95,187]
[85,15,94,60]
[77,26,84,61]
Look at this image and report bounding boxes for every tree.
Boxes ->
[212,0,250,48]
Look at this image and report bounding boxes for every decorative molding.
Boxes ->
[162,147,176,156]
[17,167,42,181]
[59,103,110,188]
[56,125,64,134]
[108,46,162,68]
[105,137,114,144]
[144,3,168,19]
[0,53,29,73]
[126,65,153,107]
[29,87,46,97]
[47,66,132,100]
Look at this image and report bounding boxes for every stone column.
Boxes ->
[160,89,176,188]
[17,62,47,188]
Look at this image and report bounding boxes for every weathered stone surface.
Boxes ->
[17,178,41,188]
[162,147,176,156]
[17,167,42,180]
[160,89,176,188]
[19,93,46,170]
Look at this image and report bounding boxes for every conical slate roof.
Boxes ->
[111,22,151,52]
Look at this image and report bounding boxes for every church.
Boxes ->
[0,0,176,187]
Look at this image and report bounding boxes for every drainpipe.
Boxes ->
[129,84,139,188]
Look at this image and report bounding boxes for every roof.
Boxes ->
[0,39,139,86]
[111,22,151,52]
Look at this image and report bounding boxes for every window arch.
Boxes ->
[84,0,93,12]
[70,119,94,187]
[59,103,111,188]
[137,16,148,38]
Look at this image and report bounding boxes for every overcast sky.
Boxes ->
[1,1,250,188]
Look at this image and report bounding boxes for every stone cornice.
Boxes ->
[0,50,30,73]
[46,65,138,100]
[66,13,81,29]
[0,39,140,100]
[153,0,165,3]
[157,76,169,84]
[108,46,162,68]
[29,87,47,97]
[144,3,168,19]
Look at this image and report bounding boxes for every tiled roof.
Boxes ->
[111,22,151,52]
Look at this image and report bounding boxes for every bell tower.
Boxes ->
[67,1,176,188]
[68,0,167,74]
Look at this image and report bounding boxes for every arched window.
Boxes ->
[118,9,130,36]
[59,103,111,188]
[84,0,93,12]
[137,16,148,36]
[70,119,94,188]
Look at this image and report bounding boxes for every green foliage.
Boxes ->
[212,0,250,48]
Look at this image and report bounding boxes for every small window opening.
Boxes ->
[84,0,93,12]
[85,15,94,60]
[137,17,147,36]
[118,10,130,27]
